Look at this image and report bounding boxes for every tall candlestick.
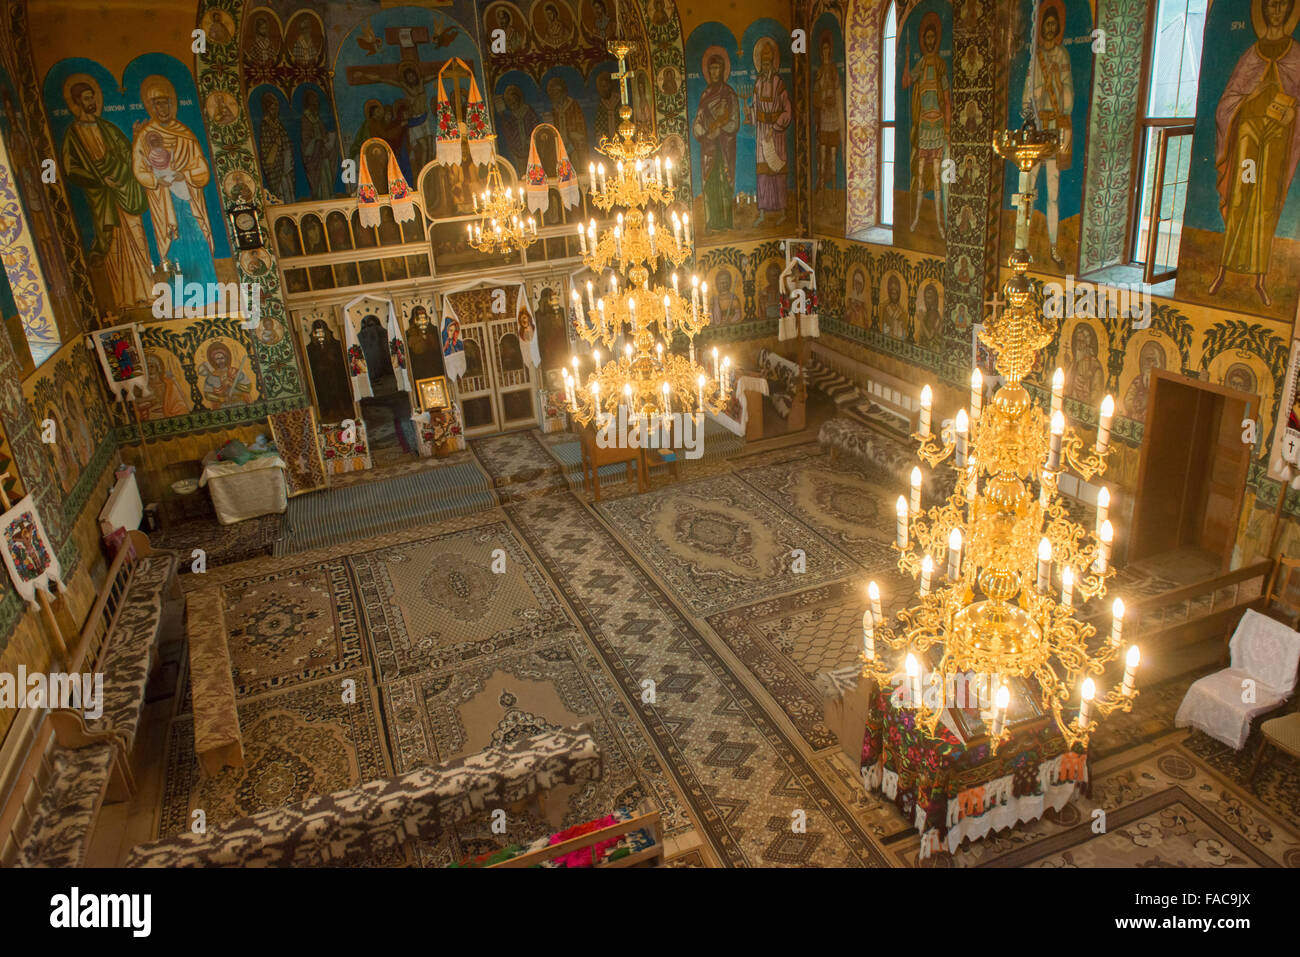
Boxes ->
[920,554,933,596]
[1048,410,1065,471]
[970,369,983,422]
[1037,537,1052,594]
[1097,394,1115,454]
[955,409,969,467]
[1051,367,1064,418]
[895,496,908,549]
[868,581,882,621]
[947,527,963,580]
[1096,486,1110,534]
[862,611,875,660]
[1061,565,1074,608]
[1078,678,1095,730]
[919,385,932,438]
[1097,520,1113,573]
[910,466,922,515]
[1110,597,1125,648]
[1123,644,1141,695]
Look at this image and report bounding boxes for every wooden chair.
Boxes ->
[641,418,682,487]
[578,422,644,502]
[1264,556,1300,630]
[1249,710,1300,785]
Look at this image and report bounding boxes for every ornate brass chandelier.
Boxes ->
[861,118,1141,753]
[561,37,729,427]
[467,159,538,254]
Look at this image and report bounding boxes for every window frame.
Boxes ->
[878,0,897,229]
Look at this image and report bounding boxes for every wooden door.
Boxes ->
[454,323,499,436]
[485,315,538,430]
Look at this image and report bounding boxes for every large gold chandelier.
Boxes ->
[861,119,1141,753]
[560,38,729,426]
[467,159,538,254]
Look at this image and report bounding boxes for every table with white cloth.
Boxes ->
[199,454,288,525]
[714,374,769,437]
[858,678,1087,860]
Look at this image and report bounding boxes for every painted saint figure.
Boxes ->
[1066,323,1105,406]
[259,92,295,202]
[406,306,446,382]
[131,75,217,285]
[711,269,742,324]
[498,85,540,174]
[813,31,844,194]
[845,268,869,327]
[902,12,950,238]
[748,38,792,225]
[1021,1,1073,267]
[306,320,354,424]
[1207,0,1300,306]
[300,90,338,200]
[61,78,154,308]
[198,341,252,408]
[1122,340,1167,420]
[881,274,907,338]
[692,52,740,232]
[546,78,588,169]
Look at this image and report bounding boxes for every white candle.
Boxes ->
[648,220,657,257]
[919,385,932,438]
[1097,394,1115,455]
[578,223,588,254]
[1061,565,1074,608]
[614,225,622,258]
[711,346,719,380]
[655,157,663,184]
[591,380,600,416]
[697,374,705,412]
[672,214,682,248]
[572,289,583,327]
[597,164,606,191]
[597,298,606,333]
[992,684,1010,738]
[1048,410,1065,471]
[905,653,922,709]
[1110,596,1125,648]
[966,457,978,506]
[896,496,908,549]
[947,527,963,580]
[665,158,674,190]
[1078,678,1095,730]
[1096,486,1110,534]
[701,281,709,318]
[868,581,882,621]
[910,466,922,515]
[920,554,933,596]
[1051,367,1064,418]
[682,213,691,245]
[863,610,875,660]
[1097,520,1113,573]
[1037,537,1052,594]
[662,381,671,414]
[671,271,680,296]
[1123,644,1141,695]
[970,369,983,422]
[663,294,672,332]
[721,356,731,398]
[955,409,969,467]
[588,162,595,185]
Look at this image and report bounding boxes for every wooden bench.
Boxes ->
[1,530,179,866]
[185,588,243,776]
[579,421,644,501]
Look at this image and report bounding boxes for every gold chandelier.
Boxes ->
[861,118,1141,753]
[467,159,538,254]
[561,37,728,426]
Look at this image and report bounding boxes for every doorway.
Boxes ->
[352,305,417,467]
[1129,370,1255,577]
[453,316,538,436]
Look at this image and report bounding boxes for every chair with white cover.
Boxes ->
[1174,609,1300,750]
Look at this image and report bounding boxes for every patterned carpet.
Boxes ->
[155,513,282,571]
[153,445,1300,867]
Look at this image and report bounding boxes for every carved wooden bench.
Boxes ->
[185,588,243,776]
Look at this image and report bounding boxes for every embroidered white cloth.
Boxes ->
[1175,609,1300,750]
[199,454,288,525]
[0,495,64,608]
[386,302,411,394]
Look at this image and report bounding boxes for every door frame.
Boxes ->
[1130,369,1256,572]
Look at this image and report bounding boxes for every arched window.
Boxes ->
[879,1,897,229]
[1132,0,1207,282]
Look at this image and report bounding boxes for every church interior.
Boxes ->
[1,0,1299,873]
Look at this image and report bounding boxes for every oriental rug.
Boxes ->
[469,429,561,486]
[267,407,328,496]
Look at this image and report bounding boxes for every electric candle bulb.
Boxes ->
[919,385,933,438]
[947,527,963,580]
[665,157,674,189]
[1123,645,1141,695]
[1097,486,1110,533]
[896,496,908,549]
[862,611,875,660]
[1097,394,1115,454]
[1097,520,1114,573]
[920,555,933,596]
[970,369,983,421]
[1078,677,1095,730]
[701,281,710,318]
[1111,597,1125,648]
[1048,410,1065,471]
[593,349,601,368]
[992,685,1010,738]
[624,343,633,362]
[1037,537,1052,594]
[910,466,923,515]
[955,409,970,467]
[868,581,882,621]
[905,653,921,708]
[671,272,680,295]
[1061,565,1074,608]
[697,374,705,412]
[662,381,671,413]
[663,294,672,330]
[711,346,719,379]
[1051,367,1065,417]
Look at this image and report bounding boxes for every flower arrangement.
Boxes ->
[347,344,367,376]
[389,337,407,369]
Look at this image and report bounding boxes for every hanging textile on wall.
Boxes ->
[435,58,494,168]
[319,419,371,474]
[87,322,149,401]
[518,293,541,368]
[778,240,820,341]
[355,139,413,226]
[440,305,467,382]
[267,407,328,496]
[0,494,64,608]
[386,300,412,394]
[525,123,580,214]
[343,309,374,401]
